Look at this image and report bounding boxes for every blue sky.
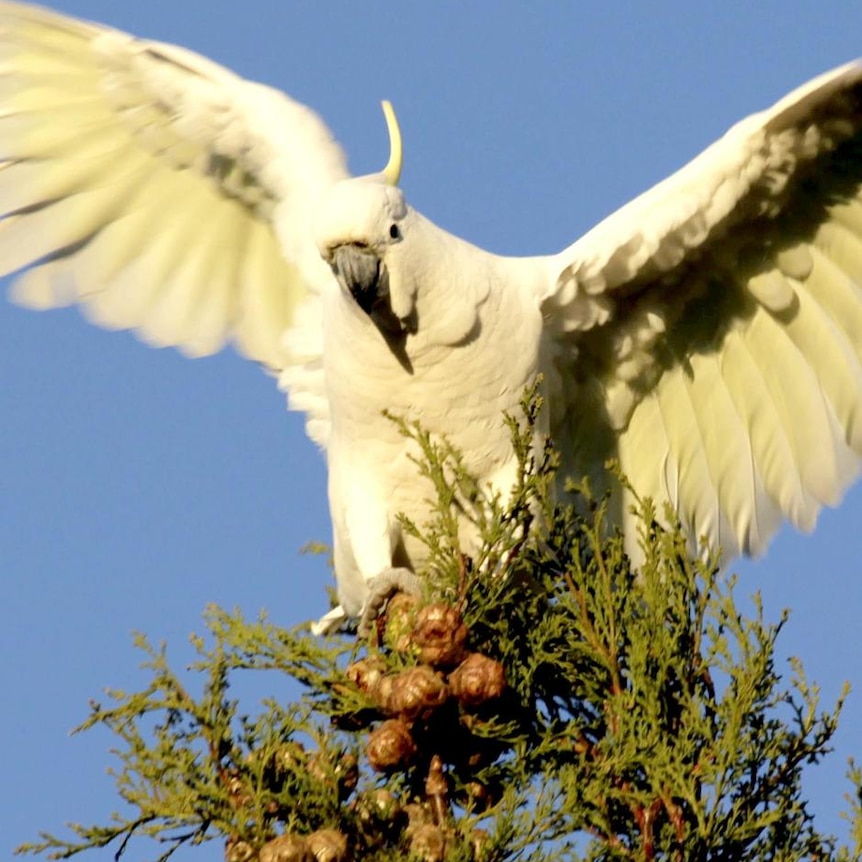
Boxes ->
[3,1,862,856]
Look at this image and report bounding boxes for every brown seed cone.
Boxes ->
[403,801,434,830]
[425,754,448,797]
[449,653,506,707]
[354,788,402,826]
[411,603,469,667]
[259,834,314,862]
[407,823,447,862]
[470,828,492,861]
[461,781,492,811]
[371,673,397,711]
[271,741,307,775]
[345,656,387,697]
[334,752,359,797]
[382,666,448,720]
[306,829,349,862]
[382,592,420,652]
[307,751,358,800]
[226,770,252,808]
[225,837,256,862]
[366,719,417,771]
[307,752,328,785]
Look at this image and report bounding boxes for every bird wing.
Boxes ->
[540,61,862,558]
[0,1,347,445]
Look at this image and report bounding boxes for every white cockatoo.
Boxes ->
[2,2,862,632]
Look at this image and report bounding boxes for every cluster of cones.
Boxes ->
[350,598,507,772]
[228,596,508,861]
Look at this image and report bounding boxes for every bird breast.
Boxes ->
[322,255,545,545]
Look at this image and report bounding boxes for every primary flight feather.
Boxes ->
[3,1,862,630]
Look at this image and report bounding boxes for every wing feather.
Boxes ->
[544,61,862,557]
[719,330,814,532]
[742,302,848,508]
[0,0,348,442]
[655,366,720,543]
[681,353,759,550]
[784,272,862,451]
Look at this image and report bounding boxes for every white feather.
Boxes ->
[4,0,862,622]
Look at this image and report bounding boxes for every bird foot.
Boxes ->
[357,567,423,637]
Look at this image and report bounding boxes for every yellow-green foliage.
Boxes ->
[17,394,862,861]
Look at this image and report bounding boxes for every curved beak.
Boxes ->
[328,242,416,373]
[330,244,386,315]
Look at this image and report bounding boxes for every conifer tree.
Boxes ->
[17,394,862,861]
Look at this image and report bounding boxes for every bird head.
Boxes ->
[314,102,418,338]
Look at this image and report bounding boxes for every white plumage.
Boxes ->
[2,2,862,629]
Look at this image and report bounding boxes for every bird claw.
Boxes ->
[357,567,423,637]
[309,604,348,637]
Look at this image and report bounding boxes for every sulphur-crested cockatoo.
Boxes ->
[2,2,862,632]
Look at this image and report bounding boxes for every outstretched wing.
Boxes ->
[541,61,862,558]
[0,1,347,444]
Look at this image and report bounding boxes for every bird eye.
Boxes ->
[389,223,400,240]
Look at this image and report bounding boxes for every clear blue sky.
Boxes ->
[3,1,862,856]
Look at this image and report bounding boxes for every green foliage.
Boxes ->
[16,392,862,861]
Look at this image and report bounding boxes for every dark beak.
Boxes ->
[329,243,417,374]
[331,244,385,315]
